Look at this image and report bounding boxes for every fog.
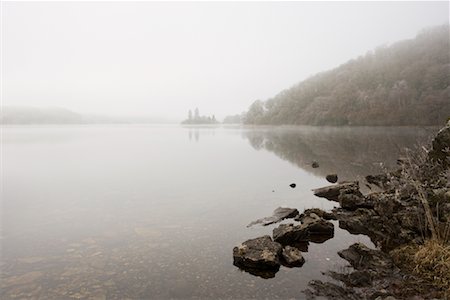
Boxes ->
[2,1,448,121]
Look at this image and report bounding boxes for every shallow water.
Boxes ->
[1,125,439,299]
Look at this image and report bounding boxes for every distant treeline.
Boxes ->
[244,25,450,126]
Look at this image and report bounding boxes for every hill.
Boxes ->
[244,25,450,126]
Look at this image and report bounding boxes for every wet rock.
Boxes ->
[233,235,283,271]
[281,246,305,267]
[366,174,389,188]
[313,181,359,202]
[326,174,338,183]
[327,270,373,287]
[338,243,397,276]
[301,213,334,236]
[273,214,334,244]
[312,161,319,168]
[247,207,299,227]
[295,208,337,221]
[428,120,450,167]
[273,224,309,244]
[305,280,359,300]
[289,183,296,188]
[338,189,372,210]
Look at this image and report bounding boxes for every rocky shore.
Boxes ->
[233,122,450,299]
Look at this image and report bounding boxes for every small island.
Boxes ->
[181,108,219,124]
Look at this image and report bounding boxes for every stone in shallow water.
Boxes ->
[233,235,283,272]
[247,207,299,227]
[281,246,305,267]
[273,224,309,244]
[326,174,338,183]
[313,181,359,202]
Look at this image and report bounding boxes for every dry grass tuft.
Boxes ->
[391,240,450,297]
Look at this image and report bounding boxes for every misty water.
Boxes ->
[1,125,439,299]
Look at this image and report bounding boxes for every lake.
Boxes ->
[1,125,439,299]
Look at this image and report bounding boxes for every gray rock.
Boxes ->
[313,181,359,202]
[338,243,397,276]
[247,207,299,227]
[296,208,337,221]
[281,246,305,267]
[312,161,319,168]
[273,223,309,244]
[233,236,283,271]
[326,174,338,183]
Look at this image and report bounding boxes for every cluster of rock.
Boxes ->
[233,208,335,278]
[234,122,450,298]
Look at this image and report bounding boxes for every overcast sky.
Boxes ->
[2,1,449,121]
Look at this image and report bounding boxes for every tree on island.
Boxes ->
[181,108,219,124]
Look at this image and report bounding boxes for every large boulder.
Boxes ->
[313,181,359,202]
[233,236,283,272]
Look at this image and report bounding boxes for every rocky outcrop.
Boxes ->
[247,207,299,227]
[312,181,359,202]
[232,236,283,274]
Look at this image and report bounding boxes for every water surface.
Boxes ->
[1,125,438,299]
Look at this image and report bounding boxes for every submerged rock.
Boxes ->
[281,246,305,267]
[247,207,299,227]
[313,181,359,202]
[312,161,319,168]
[325,174,338,183]
[233,235,283,272]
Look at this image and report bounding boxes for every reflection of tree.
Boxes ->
[243,127,439,180]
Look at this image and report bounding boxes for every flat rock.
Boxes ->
[273,223,309,244]
[313,181,359,202]
[247,207,299,227]
[281,246,305,267]
[338,243,397,276]
[233,235,283,271]
[295,208,337,221]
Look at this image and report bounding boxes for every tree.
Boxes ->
[195,108,199,120]
[188,110,192,120]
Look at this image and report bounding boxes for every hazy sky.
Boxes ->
[2,1,449,121]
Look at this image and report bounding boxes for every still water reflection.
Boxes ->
[1,125,438,299]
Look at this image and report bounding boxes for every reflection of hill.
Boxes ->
[243,126,439,181]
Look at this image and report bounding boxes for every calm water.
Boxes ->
[1,125,438,299]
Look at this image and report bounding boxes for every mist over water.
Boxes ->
[1,125,439,299]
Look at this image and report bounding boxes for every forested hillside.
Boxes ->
[244,25,450,126]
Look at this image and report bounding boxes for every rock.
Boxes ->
[281,246,305,267]
[289,183,296,188]
[338,243,397,276]
[313,181,359,202]
[305,280,359,300]
[366,174,389,188]
[327,270,373,287]
[428,121,450,168]
[295,208,337,221]
[247,207,299,227]
[301,213,334,236]
[326,174,338,183]
[273,224,309,244]
[338,189,373,210]
[312,161,319,168]
[273,214,334,244]
[233,235,283,271]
